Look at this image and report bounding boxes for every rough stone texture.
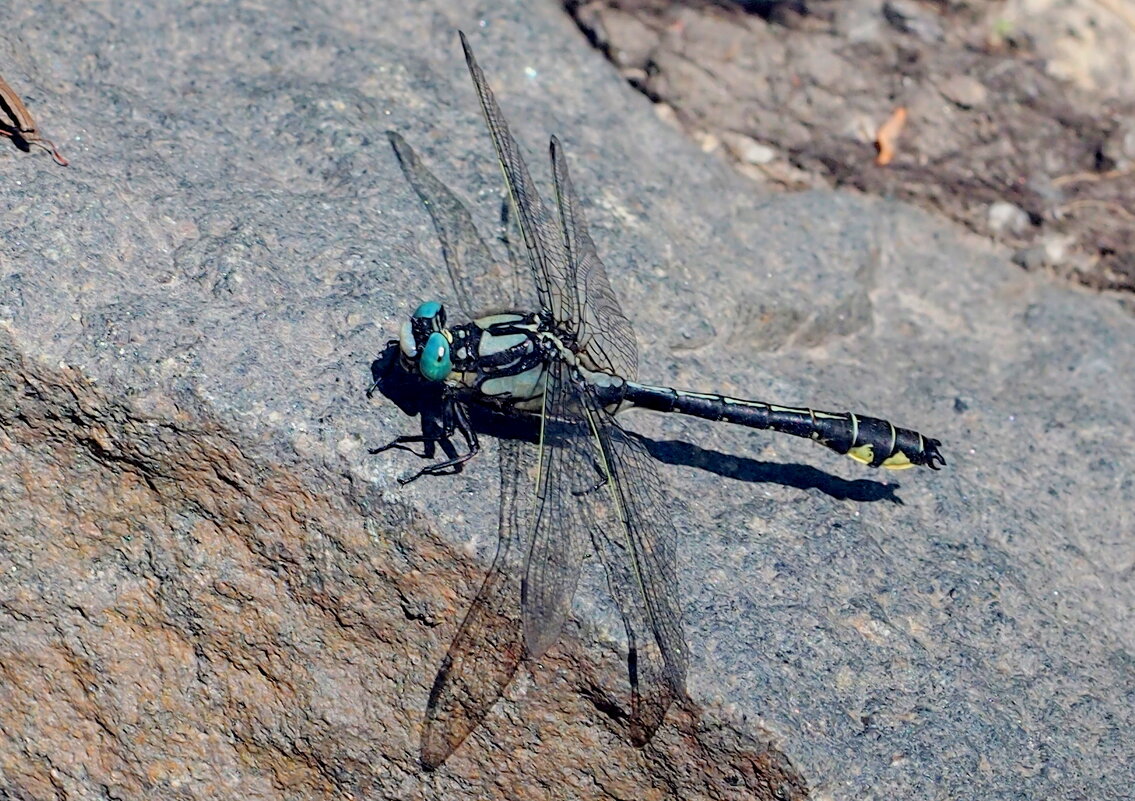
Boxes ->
[1,1,1133,800]
[0,334,802,799]
[571,0,1135,291]
[1000,0,1135,100]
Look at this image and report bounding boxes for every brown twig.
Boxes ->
[0,73,68,166]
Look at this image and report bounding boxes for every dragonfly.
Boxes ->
[373,31,945,770]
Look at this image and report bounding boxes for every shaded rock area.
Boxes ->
[570,0,1135,289]
[0,334,806,798]
[1,1,1133,800]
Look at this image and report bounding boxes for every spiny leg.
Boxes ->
[372,400,482,484]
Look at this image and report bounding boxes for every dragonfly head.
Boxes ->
[399,301,453,382]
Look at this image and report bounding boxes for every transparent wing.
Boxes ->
[521,359,593,657]
[550,136,639,380]
[498,190,532,308]
[420,34,682,764]
[524,366,685,740]
[392,121,539,768]
[420,437,531,769]
[461,31,573,329]
[461,32,639,380]
[387,130,522,317]
[583,397,687,738]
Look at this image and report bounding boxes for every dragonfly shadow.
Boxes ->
[636,435,905,504]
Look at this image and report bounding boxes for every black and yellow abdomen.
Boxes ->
[605,381,944,470]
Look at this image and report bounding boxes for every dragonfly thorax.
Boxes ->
[398,303,552,405]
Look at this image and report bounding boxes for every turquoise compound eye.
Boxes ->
[413,301,444,325]
[419,331,452,382]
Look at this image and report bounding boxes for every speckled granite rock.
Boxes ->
[1,1,1132,799]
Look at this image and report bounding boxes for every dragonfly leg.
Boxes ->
[375,400,482,484]
[368,433,440,458]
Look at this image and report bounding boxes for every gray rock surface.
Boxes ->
[2,1,1132,799]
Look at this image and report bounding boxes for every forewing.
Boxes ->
[461,32,573,327]
[387,130,518,317]
[550,136,639,381]
[498,189,539,311]
[420,438,530,769]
